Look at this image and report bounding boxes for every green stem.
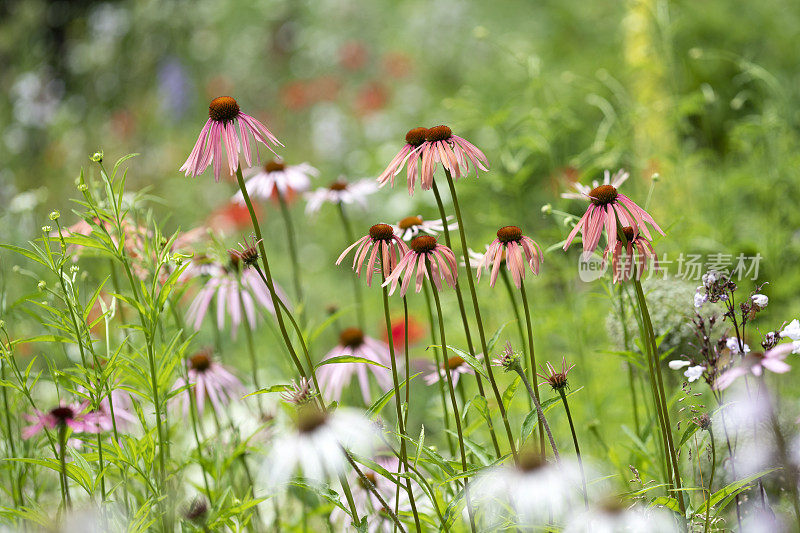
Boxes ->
[336,203,365,330]
[704,428,716,533]
[520,285,546,459]
[514,365,559,461]
[0,356,21,507]
[427,268,477,533]
[237,275,265,415]
[430,178,502,458]
[186,367,213,506]
[343,450,406,532]
[558,389,588,509]
[500,270,532,411]
[381,282,422,532]
[403,296,411,428]
[441,171,518,462]
[276,189,304,305]
[617,286,641,436]
[58,424,71,510]
[422,283,455,457]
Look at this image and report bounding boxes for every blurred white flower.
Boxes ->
[694,287,707,309]
[781,319,800,341]
[563,501,677,533]
[260,408,378,487]
[685,365,705,382]
[751,294,768,309]
[726,337,750,355]
[668,360,690,370]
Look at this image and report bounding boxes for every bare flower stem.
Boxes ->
[335,203,365,330]
[703,428,716,533]
[343,450,406,532]
[275,189,304,305]
[423,283,456,457]
[427,266,477,533]
[58,424,71,510]
[500,270,532,411]
[557,389,588,508]
[442,170,519,463]
[520,285,546,459]
[513,364,559,461]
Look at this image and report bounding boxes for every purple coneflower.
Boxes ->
[180,96,282,182]
[424,355,475,387]
[316,327,393,404]
[377,127,428,195]
[392,214,456,242]
[232,159,318,204]
[171,349,244,416]
[281,377,316,405]
[714,343,793,390]
[538,357,576,390]
[562,169,663,253]
[305,178,378,214]
[22,402,104,439]
[336,223,409,286]
[476,225,542,289]
[383,235,458,297]
[185,254,289,338]
[418,125,489,193]
[607,226,658,282]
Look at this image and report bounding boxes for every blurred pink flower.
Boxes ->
[383,236,458,297]
[476,225,542,289]
[714,343,793,390]
[180,96,282,182]
[607,226,658,283]
[232,159,318,205]
[424,354,475,387]
[171,350,244,416]
[336,223,408,286]
[22,402,105,439]
[317,327,393,404]
[562,169,663,254]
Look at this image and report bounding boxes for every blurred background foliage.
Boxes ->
[2,0,800,475]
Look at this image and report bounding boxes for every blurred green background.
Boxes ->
[2,0,800,483]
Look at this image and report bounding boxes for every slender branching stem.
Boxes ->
[558,389,588,508]
[704,428,716,533]
[513,364,559,461]
[520,285,545,459]
[275,189,304,305]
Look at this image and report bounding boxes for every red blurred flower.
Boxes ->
[382,52,413,79]
[355,81,389,116]
[381,315,425,351]
[281,81,311,111]
[339,41,369,71]
[206,202,262,235]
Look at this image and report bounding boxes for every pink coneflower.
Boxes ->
[316,327,393,404]
[392,214,457,242]
[180,96,282,182]
[232,159,318,204]
[336,223,409,286]
[424,354,475,387]
[185,257,289,337]
[22,402,105,439]
[418,125,489,192]
[377,127,427,195]
[476,225,542,289]
[171,349,244,416]
[281,377,317,405]
[561,169,629,200]
[562,169,664,253]
[714,343,793,390]
[96,388,138,431]
[383,235,458,297]
[305,178,378,214]
[538,358,576,391]
[607,226,658,283]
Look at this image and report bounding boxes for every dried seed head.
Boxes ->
[404,127,428,147]
[339,327,365,349]
[496,225,523,243]
[369,223,395,242]
[410,235,437,254]
[296,408,328,434]
[398,215,423,230]
[229,236,261,267]
[425,125,452,142]
[189,350,212,372]
[264,159,286,173]
[697,413,712,431]
[588,184,618,206]
[208,96,240,123]
[329,180,349,191]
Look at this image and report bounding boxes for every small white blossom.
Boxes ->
[693,288,707,309]
[684,365,705,382]
[726,337,750,355]
[781,319,800,341]
[751,294,768,309]
[668,360,691,370]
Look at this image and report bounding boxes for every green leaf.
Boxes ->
[242,384,292,398]
[366,372,421,418]
[315,356,388,370]
[678,423,701,448]
[434,344,488,380]
[695,467,780,515]
[502,375,521,410]
[520,409,538,444]
[0,244,48,267]
[486,321,514,353]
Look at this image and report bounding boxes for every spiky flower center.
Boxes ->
[369,223,395,242]
[339,327,365,349]
[297,408,328,434]
[589,184,618,206]
[621,226,635,243]
[398,215,423,230]
[185,498,209,522]
[208,96,240,123]
[264,159,286,173]
[190,351,212,372]
[517,448,544,472]
[446,355,465,369]
[547,373,568,390]
[50,406,75,424]
[405,127,428,147]
[497,225,523,243]
[329,180,349,191]
[425,125,452,142]
[410,235,437,254]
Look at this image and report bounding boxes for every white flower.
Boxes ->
[693,287,707,309]
[726,337,750,355]
[563,502,677,533]
[305,178,378,214]
[668,360,690,370]
[391,214,457,242]
[260,408,378,488]
[474,453,585,525]
[751,294,768,309]
[561,169,629,200]
[684,365,705,382]
[702,271,719,289]
[781,319,800,341]
[232,160,318,203]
